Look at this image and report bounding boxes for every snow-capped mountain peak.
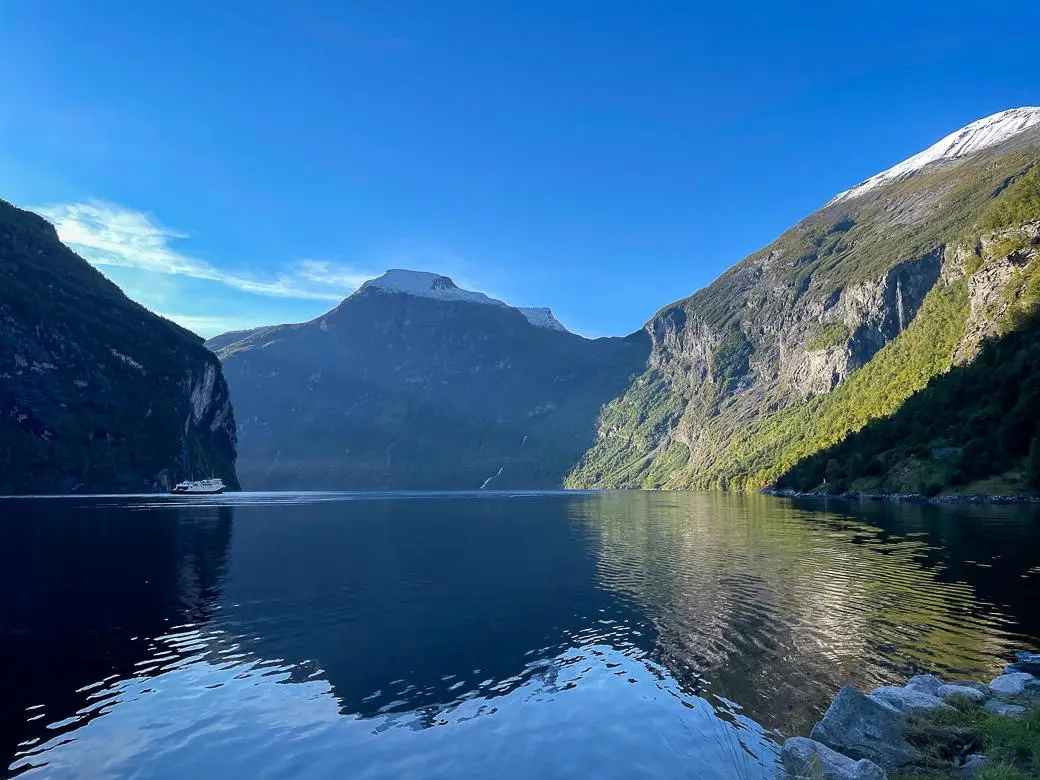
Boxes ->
[357,269,570,332]
[829,107,1040,205]
[360,269,497,305]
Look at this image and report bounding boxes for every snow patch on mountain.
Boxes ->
[830,107,1040,205]
[517,306,567,332]
[358,269,570,332]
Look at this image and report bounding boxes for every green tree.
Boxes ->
[824,458,845,483]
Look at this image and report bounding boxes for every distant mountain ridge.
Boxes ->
[210,272,647,490]
[359,269,569,332]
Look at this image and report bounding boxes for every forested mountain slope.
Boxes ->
[567,109,1040,492]
[0,200,239,494]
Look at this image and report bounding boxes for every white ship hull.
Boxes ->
[171,478,226,495]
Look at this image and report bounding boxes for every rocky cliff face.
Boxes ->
[0,199,239,494]
[950,220,1040,364]
[568,118,1040,490]
[211,273,648,490]
[776,214,1040,496]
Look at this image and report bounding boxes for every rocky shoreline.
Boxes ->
[765,487,1040,506]
[778,652,1040,778]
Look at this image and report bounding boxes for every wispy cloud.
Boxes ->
[160,314,277,338]
[34,200,375,301]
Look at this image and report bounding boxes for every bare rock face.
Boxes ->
[810,685,921,770]
[952,220,1040,365]
[779,736,886,780]
[787,251,943,396]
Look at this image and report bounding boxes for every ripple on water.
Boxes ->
[3,491,1038,778]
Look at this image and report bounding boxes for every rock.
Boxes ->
[811,685,921,770]
[961,753,986,778]
[905,674,944,696]
[945,680,991,696]
[779,737,886,780]
[984,699,1026,717]
[937,684,987,703]
[870,684,951,715]
[1006,651,1040,676]
[988,672,1036,698]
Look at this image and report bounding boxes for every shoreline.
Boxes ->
[779,653,1040,778]
[764,487,1040,505]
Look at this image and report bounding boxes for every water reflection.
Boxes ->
[0,502,232,769]
[577,492,1040,735]
[1,492,1037,778]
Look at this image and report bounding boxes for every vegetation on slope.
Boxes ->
[568,133,1040,492]
[776,308,1040,496]
[980,163,1040,232]
[776,163,1040,496]
[696,280,970,491]
[0,200,238,493]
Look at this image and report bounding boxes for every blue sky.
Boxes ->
[2,1,1039,338]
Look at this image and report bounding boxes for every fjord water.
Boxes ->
[3,493,1039,779]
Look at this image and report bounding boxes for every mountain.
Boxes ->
[209,270,649,490]
[0,199,239,494]
[567,107,1040,493]
[776,308,1040,497]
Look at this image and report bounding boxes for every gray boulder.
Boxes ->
[870,684,951,715]
[960,753,986,778]
[984,698,1026,717]
[905,673,944,695]
[936,684,986,703]
[988,672,1036,698]
[945,680,991,696]
[811,685,921,770]
[1004,652,1040,676]
[779,737,886,779]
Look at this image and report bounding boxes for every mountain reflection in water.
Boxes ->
[2,492,1037,779]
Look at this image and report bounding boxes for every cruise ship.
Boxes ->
[170,478,226,495]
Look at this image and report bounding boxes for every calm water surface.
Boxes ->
[2,491,1039,778]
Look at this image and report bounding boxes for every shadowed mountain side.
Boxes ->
[213,286,651,490]
[775,310,1040,496]
[0,199,239,494]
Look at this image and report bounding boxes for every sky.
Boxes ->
[2,1,1039,339]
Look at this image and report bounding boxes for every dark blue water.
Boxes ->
[2,492,1039,779]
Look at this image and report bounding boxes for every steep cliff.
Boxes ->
[568,109,1040,490]
[776,207,1040,496]
[210,271,649,490]
[0,199,239,494]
